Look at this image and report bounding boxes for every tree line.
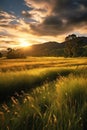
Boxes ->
[64,34,87,57]
[0,48,26,59]
[7,48,26,59]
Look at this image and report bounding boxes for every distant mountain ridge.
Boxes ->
[25,36,87,57]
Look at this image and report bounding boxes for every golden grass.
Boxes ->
[0,57,87,72]
[0,57,87,130]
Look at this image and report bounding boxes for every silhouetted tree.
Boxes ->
[0,52,2,58]
[7,48,26,59]
[65,34,77,41]
[64,41,73,57]
[64,34,84,57]
[7,48,12,53]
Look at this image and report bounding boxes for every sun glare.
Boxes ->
[19,39,31,48]
[21,42,29,47]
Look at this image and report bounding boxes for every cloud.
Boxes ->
[0,11,43,48]
[24,0,87,36]
[0,11,16,25]
[0,11,33,46]
[0,1,87,49]
[22,10,32,18]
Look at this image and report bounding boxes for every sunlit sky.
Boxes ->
[0,0,87,50]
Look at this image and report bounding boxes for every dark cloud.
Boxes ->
[43,16,62,26]
[25,0,87,36]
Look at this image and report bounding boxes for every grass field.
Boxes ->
[0,57,87,71]
[0,57,87,130]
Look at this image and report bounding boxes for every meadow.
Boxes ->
[0,57,87,130]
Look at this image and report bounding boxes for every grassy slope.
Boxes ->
[0,57,87,130]
[0,67,75,102]
[0,75,87,130]
[0,66,87,102]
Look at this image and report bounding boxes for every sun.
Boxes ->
[20,42,30,47]
[19,39,31,48]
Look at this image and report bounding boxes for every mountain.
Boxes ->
[25,36,87,57]
[25,42,65,56]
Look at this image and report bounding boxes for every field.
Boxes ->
[0,57,87,130]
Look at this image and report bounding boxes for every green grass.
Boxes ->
[0,75,87,130]
[0,67,73,102]
[0,57,87,130]
[0,67,87,102]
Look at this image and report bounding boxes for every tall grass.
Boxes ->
[0,67,87,102]
[56,75,87,130]
[0,57,87,129]
[0,74,87,130]
[0,67,72,102]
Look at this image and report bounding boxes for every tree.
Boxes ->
[7,48,15,59]
[64,34,83,57]
[65,34,77,41]
[7,48,26,59]
[0,52,2,58]
[64,41,73,57]
[7,48,12,53]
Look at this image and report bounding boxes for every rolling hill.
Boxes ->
[25,42,65,56]
[25,36,87,57]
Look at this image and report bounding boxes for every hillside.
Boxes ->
[25,42,65,56]
[25,36,87,57]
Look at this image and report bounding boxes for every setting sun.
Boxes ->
[19,39,31,48]
[20,42,29,47]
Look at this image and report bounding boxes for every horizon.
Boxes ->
[0,34,87,51]
[0,0,87,50]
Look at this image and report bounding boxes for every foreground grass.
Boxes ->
[0,67,71,102]
[0,67,87,102]
[0,75,87,130]
[0,57,87,129]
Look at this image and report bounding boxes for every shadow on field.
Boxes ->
[0,69,73,103]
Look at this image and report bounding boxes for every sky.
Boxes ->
[0,0,87,50]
